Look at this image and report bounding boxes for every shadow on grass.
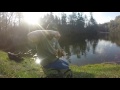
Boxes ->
[72,71,95,78]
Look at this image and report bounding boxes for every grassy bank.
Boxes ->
[0,50,120,78]
[0,50,44,78]
[71,63,120,78]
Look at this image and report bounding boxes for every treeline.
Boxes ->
[0,12,29,53]
[39,12,100,45]
[100,15,120,46]
[0,12,106,53]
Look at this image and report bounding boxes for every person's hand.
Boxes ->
[55,49,66,58]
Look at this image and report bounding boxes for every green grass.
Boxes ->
[0,50,120,78]
[0,50,45,78]
[71,63,120,78]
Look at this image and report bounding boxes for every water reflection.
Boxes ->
[62,38,120,66]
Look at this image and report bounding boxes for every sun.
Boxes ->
[22,12,46,25]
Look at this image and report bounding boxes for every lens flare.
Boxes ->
[35,57,41,64]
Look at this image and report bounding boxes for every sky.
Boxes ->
[91,12,120,24]
[23,12,120,24]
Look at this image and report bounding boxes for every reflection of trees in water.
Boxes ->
[92,40,98,54]
[86,40,90,52]
[104,32,120,48]
[84,38,99,55]
[62,38,100,59]
[61,33,120,61]
[62,39,86,59]
[109,32,120,47]
[76,46,80,58]
[64,45,71,56]
[98,33,110,41]
[91,39,99,54]
[79,40,87,57]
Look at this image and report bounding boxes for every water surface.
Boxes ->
[62,39,120,66]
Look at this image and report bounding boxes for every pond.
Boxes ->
[61,38,120,66]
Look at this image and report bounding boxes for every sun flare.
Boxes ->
[23,12,45,25]
[35,57,41,64]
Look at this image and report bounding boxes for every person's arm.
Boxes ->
[55,39,61,50]
[54,38,66,57]
[27,30,44,44]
